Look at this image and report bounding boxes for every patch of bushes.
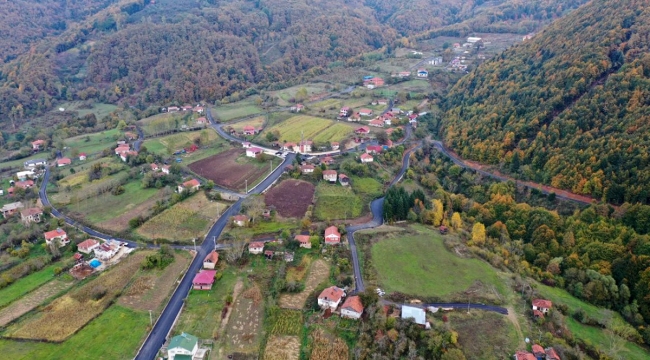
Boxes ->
[141,245,175,270]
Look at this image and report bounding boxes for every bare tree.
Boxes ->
[224,239,247,264]
[243,195,265,223]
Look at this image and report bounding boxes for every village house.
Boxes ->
[1,202,24,218]
[318,286,346,310]
[331,142,340,150]
[246,147,263,158]
[532,344,545,359]
[15,180,35,189]
[360,153,374,163]
[339,106,352,117]
[115,144,130,155]
[290,104,304,112]
[31,139,45,151]
[324,226,341,245]
[368,119,384,128]
[321,156,334,165]
[301,164,315,174]
[264,250,274,260]
[196,117,208,125]
[514,351,537,360]
[20,207,43,224]
[161,165,171,174]
[545,347,561,360]
[282,142,296,152]
[364,77,384,89]
[181,105,193,112]
[295,235,311,249]
[232,214,249,227]
[94,241,120,261]
[297,140,313,153]
[323,170,337,182]
[24,159,47,170]
[44,228,69,247]
[178,179,201,193]
[396,71,411,78]
[249,241,265,254]
[16,170,35,181]
[377,99,389,105]
[417,69,429,78]
[150,163,160,172]
[532,299,552,317]
[348,112,361,122]
[358,108,373,116]
[192,270,217,290]
[79,153,87,161]
[355,126,370,135]
[203,251,219,269]
[167,106,180,112]
[339,173,350,186]
[366,145,383,154]
[77,239,100,254]
[194,106,205,114]
[401,305,427,326]
[340,295,364,319]
[119,150,138,162]
[243,125,257,135]
[56,157,71,167]
[242,141,252,148]
[167,332,199,360]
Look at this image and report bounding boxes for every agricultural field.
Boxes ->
[269,83,332,107]
[0,305,149,359]
[369,224,506,301]
[350,177,383,201]
[64,128,121,156]
[0,263,64,309]
[309,328,349,360]
[227,116,265,133]
[138,112,202,136]
[261,115,354,144]
[313,184,362,221]
[267,308,303,336]
[142,129,225,164]
[0,279,73,327]
[565,317,649,360]
[449,311,519,359]
[286,256,312,283]
[188,148,271,191]
[3,251,148,342]
[118,251,192,312]
[223,285,264,354]
[262,335,300,360]
[137,192,228,242]
[213,98,264,121]
[264,180,315,218]
[279,259,329,309]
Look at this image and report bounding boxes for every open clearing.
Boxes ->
[265,180,314,218]
[286,256,312,283]
[213,98,264,121]
[224,285,263,354]
[450,311,519,359]
[188,148,269,191]
[261,115,354,144]
[262,335,300,360]
[269,83,331,106]
[279,259,329,309]
[228,116,266,133]
[4,251,148,342]
[370,225,506,300]
[137,192,227,242]
[565,317,649,360]
[143,129,223,159]
[0,279,73,327]
[313,184,362,221]
[56,101,118,119]
[137,112,202,135]
[0,305,149,359]
[64,128,121,156]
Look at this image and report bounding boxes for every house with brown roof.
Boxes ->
[301,164,315,174]
[56,157,72,167]
[32,139,45,150]
[368,119,385,128]
[232,214,249,227]
[338,173,350,186]
[44,228,69,247]
[532,299,552,317]
[79,153,87,161]
[178,179,200,193]
[360,153,373,163]
[321,156,335,165]
[78,239,100,254]
[359,108,373,116]
[317,286,345,310]
[294,235,311,249]
[323,170,337,182]
[514,351,537,360]
[192,270,216,290]
[366,145,383,154]
[20,207,43,224]
[341,295,364,319]
[531,344,545,358]
[249,242,265,254]
[203,251,219,269]
[150,163,160,172]
[324,226,341,245]
[331,142,340,150]
[355,126,370,134]
[1,202,24,218]
[545,347,561,360]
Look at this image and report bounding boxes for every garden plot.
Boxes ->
[279,259,329,309]
[264,180,314,218]
[309,328,349,360]
[188,148,269,191]
[0,279,73,327]
[224,285,264,354]
[262,336,300,360]
[313,184,362,221]
[261,115,354,144]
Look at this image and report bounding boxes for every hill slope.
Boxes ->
[442,0,650,205]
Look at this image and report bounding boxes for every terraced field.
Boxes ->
[262,115,354,144]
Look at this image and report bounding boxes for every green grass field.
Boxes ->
[64,128,120,156]
[566,318,649,360]
[0,152,50,170]
[262,115,354,144]
[138,112,200,135]
[0,263,60,309]
[0,305,149,359]
[371,224,506,298]
[142,129,225,161]
[536,284,615,323]
[56,101,118,119]
[350,177,383,200]
[313,184,362,221]
[213,98,263,121]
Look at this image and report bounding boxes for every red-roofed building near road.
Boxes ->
[192,270,217,290]
[364,77,384,88]
[290,104,304,112]
[178,179,200,193]
[246,147,263,158]
[282,142,296,151]
[233,214,249,227]
[331,142,340,150]
[249,241,265,254]
[44,228,69,247]
[78,239,100,254]
[150,163,160,172]
[79,153,87,161]
[339,106,352,117]
[196,116,208,124]
[32,139,46,150]
[514,351,537,360]
[301,164,315,174]
[366,145,383,154]
[115,144,130,155]
[355,126,370,134]
[323,170,337,182]
[324,226,341,245]
[339,173,350,186]
[57,157,72,167]
[203,251,219,269]
[321,156,334,165]
[243,125,257,135]
[545,347,561,360]
[359,108,373,116]
[297,140,313,153]
[531,344,545,358]
[368,119,385,128]
[21,207,43,224]
[532,299,552,315]
[318,286,345,310]
[294,235,311,249]
[341,295,364,319]
[360,153,373,163]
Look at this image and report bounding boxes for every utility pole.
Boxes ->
[270,159,272,174]
[192,238,196,253]
[149,309,153,327]
[245,179,248,194]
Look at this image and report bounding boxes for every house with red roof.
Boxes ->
[57,157,72,167]
[233,214,249,227]
[161,165,171,174]
[532,299,552,317]
[44,228,69,247]
[185,144,199,153]
[366,145,383,154]
[331,142,340,150]
[360,153,374,163]
[196,117,208,124]
[545,347,561,360]
[32,139,45,151]
[77,239,100,254]
[243,125,257,135]
[358,108,373,116]
[203,251,219,269]
[348,112,361,122]
[514,351,537,360]
[368,119,384,128]
[355,126,370,134]
[297,140,313,153]
[290,104,304,112]
[364,77,384,89]
[341,295,364,319]
[339,173,349,186]
[321,156,334,165]
[21,207,43,224]
[249,241,265,254]
[324,226,341,245]
[79,153,87,161]
[282,142,296,151]
[532,344,545,358]
[15,180,35,189]
[339,106,352,117]
[294,235,311,249]
[150,163,160,172]
[323,170,337,182]
[194,106,205,114]
[115,144,130,155]
[192,270,217,290]
[119,150,138,162]
[178,179,200,193]
[246,147,263,158]
[301,164,315,174]
[318,286,345,310]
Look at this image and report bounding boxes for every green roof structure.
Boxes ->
[168,332,198,352]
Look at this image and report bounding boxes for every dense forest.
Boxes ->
[442,0,650,205]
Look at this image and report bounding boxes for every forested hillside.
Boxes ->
[442,0,650,205]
